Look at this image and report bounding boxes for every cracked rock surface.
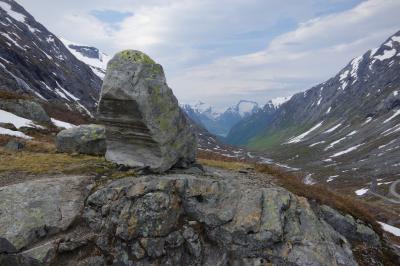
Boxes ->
[83,171,358,265]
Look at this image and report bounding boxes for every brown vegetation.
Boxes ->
[42,101,93,125]
[0,90,33,100]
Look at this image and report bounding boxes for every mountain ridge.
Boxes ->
[226,30,400,188]
[0,0,102,116]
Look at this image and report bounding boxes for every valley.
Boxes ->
[1,0,400,265]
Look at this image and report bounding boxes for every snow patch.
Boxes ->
[378,222,400,236]
[309,141,325,147]
[324,123,342,133]
[326,107,331,114]
[374,49,396,61]
[0,33,25,50]
[286,122,323,144]
[383,109,400,123]
[339,70,349,81]
[0,109,39,129]
[0,126,32,139]
[268,96,292,108]
[330,143,363,158]
[362,117,372,125]
[346,130,357,137]
[303,174,316,185]
[0,2,26,23]
[350,55,362,84]
[51,118,75,129]
[325,137,346,150]
[355,188,368,196]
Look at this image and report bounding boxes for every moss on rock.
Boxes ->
[117,50,156,65]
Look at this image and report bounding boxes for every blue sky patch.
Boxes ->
[90,9,133,25]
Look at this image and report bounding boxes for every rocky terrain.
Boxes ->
[0,0,101,115]
[0,47,399,265]
[225,30,400,194]
[0,1,400,264]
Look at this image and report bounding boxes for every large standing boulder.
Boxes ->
[97,50,197,172]
[56,124,106,156]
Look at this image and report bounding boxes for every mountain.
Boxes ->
[60,38,110,79]
[182,100,260,136]
[226,30,400,187]
[226,96,291,144]
[0,0,102,116]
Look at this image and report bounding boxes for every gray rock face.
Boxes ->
[5,140,25,151]
[318,205,381,246]
[97,50,197,172]
[0,99,50,124]
[0,175,92,250]
[84,174,358,265]
[56,124,106,156]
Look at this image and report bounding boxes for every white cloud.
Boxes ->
[15,0,400,109]
[169,0,400,107]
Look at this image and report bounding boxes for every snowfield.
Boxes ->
[0,109,39,128]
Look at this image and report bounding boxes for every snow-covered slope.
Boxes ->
[266,96,292,109]
[227,30,400,188]
[0,0,101,116]
[60,38,110,79]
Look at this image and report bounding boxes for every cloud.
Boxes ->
[168,0,400,107]
[16,0,400,109]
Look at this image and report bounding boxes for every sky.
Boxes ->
[17,0,400,111]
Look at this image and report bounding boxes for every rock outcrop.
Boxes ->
[0,176,92,251]
[56,124,106,156]
[97,50,197,172]
[0,166,395,265]
[83,174,358,265]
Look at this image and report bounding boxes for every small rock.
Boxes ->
[140,238,166,258]
[5,140,25,151]
[131,242,146,259]
[0,238,17,254]
[56,124,106,156]
[22,241,56,264]
[0,122,17,131]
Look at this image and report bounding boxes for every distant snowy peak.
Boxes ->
[237,100,260,117]
[266,96,292,109]
[226,100,260,117]
[60,38,110,79]
[192,101,220,119]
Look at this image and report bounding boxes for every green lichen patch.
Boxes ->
[117,50,156,65]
